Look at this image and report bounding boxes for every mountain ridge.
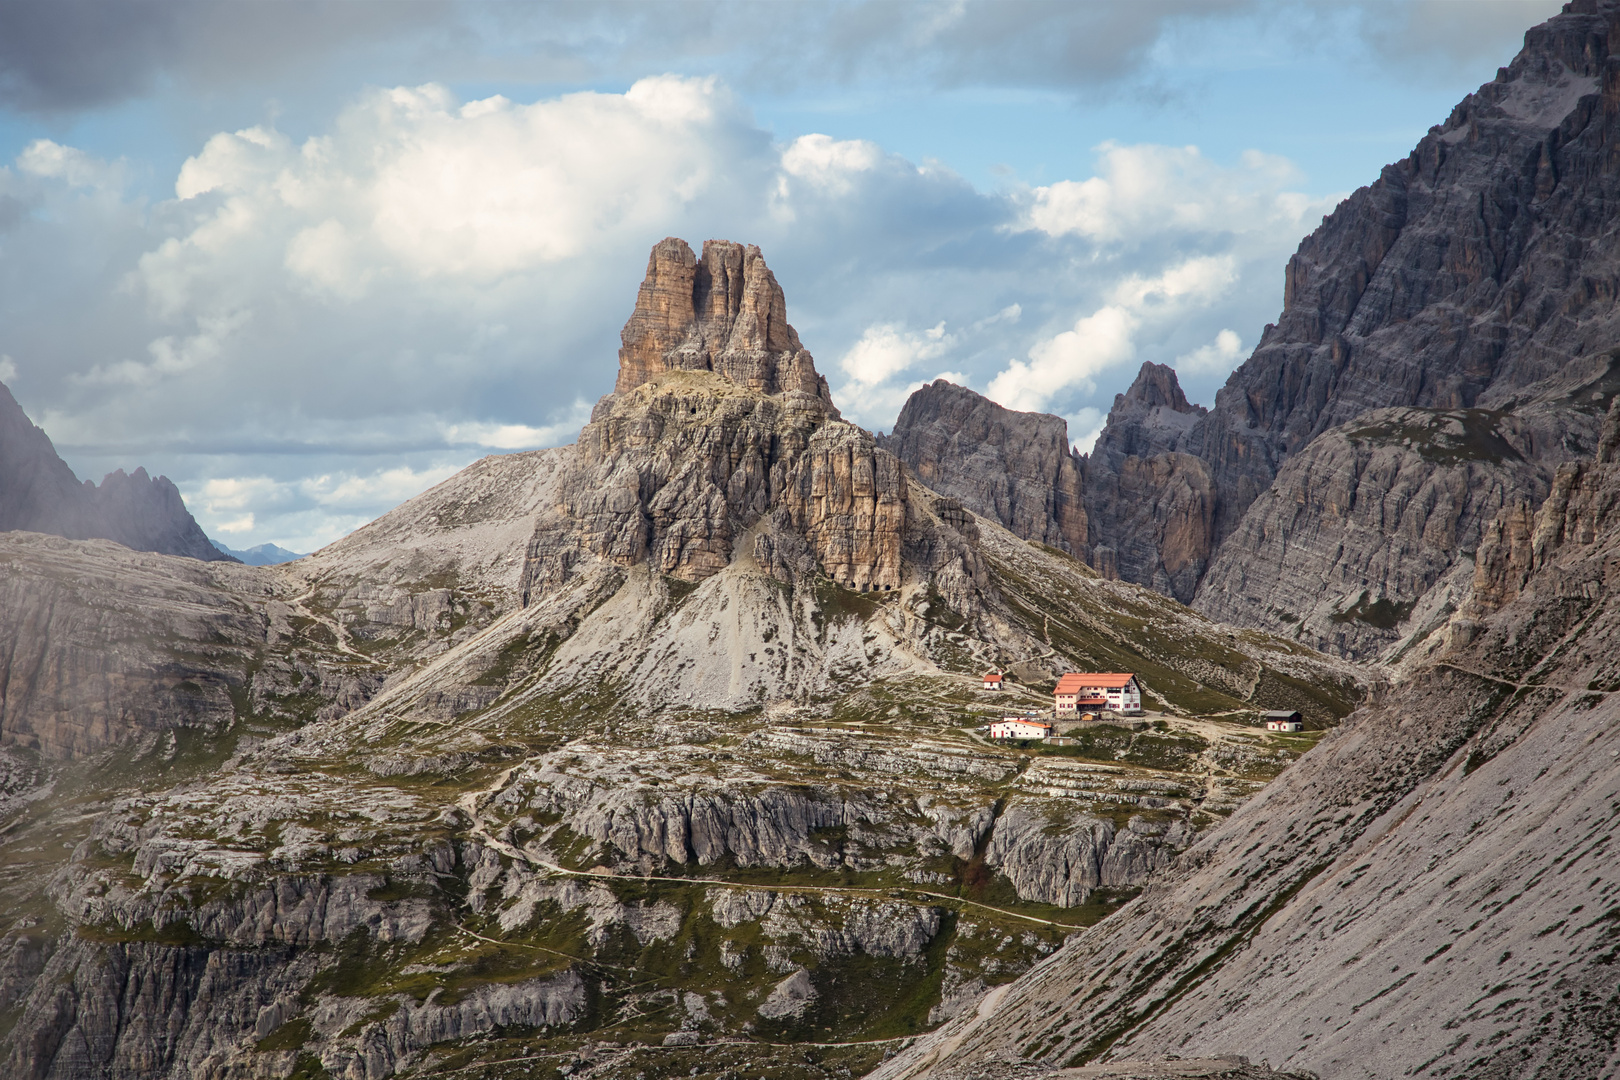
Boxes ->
[0,380,232,563]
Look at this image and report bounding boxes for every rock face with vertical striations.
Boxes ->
[1027,2,1620,660]
[882,380,1088,557]
[1081,363,1213,602]
[523,238,905,599]
[615,237,837,410]
[0,382,231,562]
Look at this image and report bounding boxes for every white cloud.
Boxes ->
[839,321,952,388]
[199,475,282,512]
[0,355,16,383]
[301,464,463,509]
[977,143,1338,416]
[988,306,1136,412]
[780,134,885,196]
[1177,328,1245,375]
[138,73,763,327]
[441,402,590,450]
[1066,406,1106,455]
[74,310,251,387]
[16,140,123,190]
[174,126,293,200]
[1020,143,1313,247]
[214,514,255,534]
[987,255,1237,412]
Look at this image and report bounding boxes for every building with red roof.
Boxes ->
[1055,672,1142,715]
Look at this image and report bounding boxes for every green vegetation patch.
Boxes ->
[256,1016,314,1052]
[1344,408,1524,465]
[1331,590,1416,631]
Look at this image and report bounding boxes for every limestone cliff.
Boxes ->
[882,380,1088,557]
[523,239,904,600]
[0,382,230,562]
[615,237,836,410]
[1053,1,1620,655]
[1082,363,1213,602]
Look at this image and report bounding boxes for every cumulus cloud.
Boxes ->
[1176,328,1245,375]
[1020,143,1315,248]
[185,463,465,553]
[147,75,760,309]
[441,401,592,450]
[983,142,1336,415]
[987,254,1238,411]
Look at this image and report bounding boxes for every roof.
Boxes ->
[983,672,1003,682]
[1075,696,1107,706]
[1055,672,1137,694]
[997,718,1051,730]
[1263,710,1302,720]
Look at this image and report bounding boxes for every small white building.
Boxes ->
[983,671,1004,691]
[1055,673,1143,715]
[989,718,1052,740]
[1265,710,1304,732]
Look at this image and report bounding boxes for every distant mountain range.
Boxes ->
[0,380,231,562]
[208,540,305,565]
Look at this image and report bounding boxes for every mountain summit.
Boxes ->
[615,237,837,411]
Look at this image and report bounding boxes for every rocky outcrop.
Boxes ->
[882,380,1088,556]
[0,535,265,758]
[616,237,836,410]
[778,422,906,592]
[1081,364,1213,601]
[1193,405,1561,659]
[0,382,231,563]
[983,801,1186,908]
[522,239,910,600]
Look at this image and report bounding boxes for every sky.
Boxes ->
[0,0,1566,553]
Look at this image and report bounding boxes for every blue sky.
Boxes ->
[0,0,1564,552]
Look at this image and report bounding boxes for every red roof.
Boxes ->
[1075,696,1107,706]
[983,672,1003,682]
[1055,672,1136,694]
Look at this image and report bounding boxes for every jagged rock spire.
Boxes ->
[615,238,837,413]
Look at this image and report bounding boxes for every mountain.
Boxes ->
[870,394,1620,1080]
[0,238,1365,1080]
[0,381,232,563]
[210,540,306,565]
[880,380,1088,558]
[943,0,1620,663]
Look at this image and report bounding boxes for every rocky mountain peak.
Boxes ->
[882,379,1088,556]
[1115,361,1205,418]
[0,381,229,562]
[615,237,837,413]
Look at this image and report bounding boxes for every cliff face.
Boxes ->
[882,380,1088,557]
[0,382,230,562]
[872,387,1620,1080]
[524,240,904,599]
[1082,363,1213,602]
[1051,2,1620,654]
[615,237,837,410]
